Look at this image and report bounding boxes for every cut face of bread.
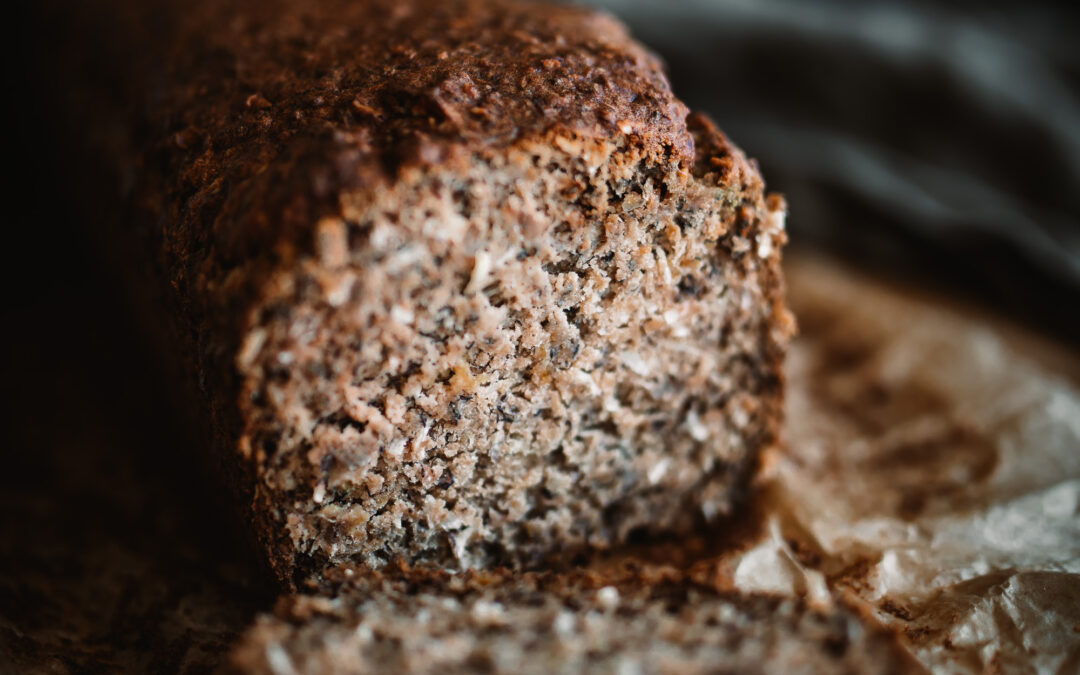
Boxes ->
[238,116,789,579]
[230,565,918,675]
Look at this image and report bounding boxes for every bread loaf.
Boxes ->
[114,0,791,584]
[231,563,919,674]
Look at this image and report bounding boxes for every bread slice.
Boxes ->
[230,563,919,674]
[117,0,791,584]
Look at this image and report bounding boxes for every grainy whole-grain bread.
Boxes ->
[230,563,920,675]
[112,0,791,585]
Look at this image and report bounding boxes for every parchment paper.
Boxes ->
[733,256,1080,673]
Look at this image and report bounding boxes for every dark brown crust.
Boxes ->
[147,0,690,269]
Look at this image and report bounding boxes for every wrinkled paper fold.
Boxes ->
[732,257,1080,673]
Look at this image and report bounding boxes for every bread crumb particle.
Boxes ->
[597,586,620,610]
[647,459,669,485]
[757,233,773,259]
[466,251,491,294]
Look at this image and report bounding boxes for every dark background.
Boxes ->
[3,0,1079,670]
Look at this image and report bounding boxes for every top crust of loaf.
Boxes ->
[150,0,692,266]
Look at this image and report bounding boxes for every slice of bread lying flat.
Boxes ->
[118,0,792,584]
[230,563,920,674]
